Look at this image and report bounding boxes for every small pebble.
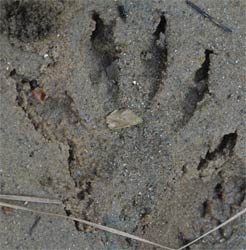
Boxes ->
[29,79,39,90]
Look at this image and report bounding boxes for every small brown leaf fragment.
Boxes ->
[2,206,13,215]
[106,109,143,129]
[32,88,46,102]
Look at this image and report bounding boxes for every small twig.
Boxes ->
[29,216,41,236]
[0,201,245,250]
[0,201,175,250]
[186,0,232,33]
[177,207,246,250]
[0,194,62,205]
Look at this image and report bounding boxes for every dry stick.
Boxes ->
[0,194,62,205]
[0,201,245,250]
[178,207,246,250]
[185,0,232,33]
[0,201,175,250]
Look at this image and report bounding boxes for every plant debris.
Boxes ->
[106,109,143,129]
[0,199,245,250]
[31,88,46,102]
[1,206,13,215]
[186,0,232,33]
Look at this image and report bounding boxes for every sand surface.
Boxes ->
[0,0,245,249]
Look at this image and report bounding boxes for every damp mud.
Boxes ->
[0,0,245,250]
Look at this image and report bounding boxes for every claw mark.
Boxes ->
[91,12,120,104]
[144,13,167,104]
[117,5,127,21]
[197,131,238,171]
[182,49,213,125]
